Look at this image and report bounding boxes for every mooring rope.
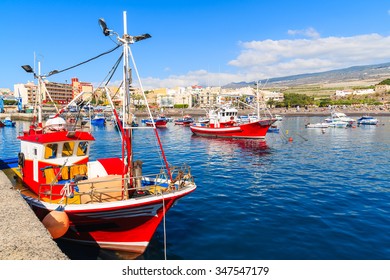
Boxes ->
[162,193,167,260]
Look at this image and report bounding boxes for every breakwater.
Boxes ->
[0,170,69,260]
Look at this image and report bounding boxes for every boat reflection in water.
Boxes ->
[191,135,270,157]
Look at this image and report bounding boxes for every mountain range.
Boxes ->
[223,62,390,89]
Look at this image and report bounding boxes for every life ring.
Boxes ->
[18,152,25,168]
[230,116,234,120]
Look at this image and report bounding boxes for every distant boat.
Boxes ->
[305,122,329,128]
[145,116,168,128]
[328,120,349,128]
[90,113,106,126]
[325,111,355,125]
[275,114,283,121]
[357,115,378,125]
[197,117,210,124]
[267,125,280,133]
[2,117,16,127]
[174,115,194,126]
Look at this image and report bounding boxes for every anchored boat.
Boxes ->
[190,105,276,139]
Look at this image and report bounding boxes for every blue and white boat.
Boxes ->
[90,113,106,126]
[2,117,16,127]
[357,115,378,125]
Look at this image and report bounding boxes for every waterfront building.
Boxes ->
[14,78,93,106]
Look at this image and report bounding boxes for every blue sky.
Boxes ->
[2,0,390,90]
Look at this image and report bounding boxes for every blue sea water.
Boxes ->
[1,117,390,260]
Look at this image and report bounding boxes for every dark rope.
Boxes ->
[47,45,121,77]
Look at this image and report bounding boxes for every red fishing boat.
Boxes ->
[7,12,196,257]
[190,106,276,139]
[174,115,194,126]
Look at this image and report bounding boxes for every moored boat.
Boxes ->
[267,125,280,133]
[190,105,276,139]
[90,113,106,126]
[325,111,355,125]
[174,115,194,126]
[145,116,168,128]
[2,116,16,127]
[357,115,378,125]
[328,120,349,128]
[275,114,283,121]
[305,122,329,128]
[4,12,196,257]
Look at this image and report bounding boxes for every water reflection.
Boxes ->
[190,135,270,157]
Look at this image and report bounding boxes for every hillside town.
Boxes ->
[1,75,390,115]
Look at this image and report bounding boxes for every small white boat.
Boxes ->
[328,120,349,128]
[325,111,355,124]
[305,122,329,128]
[275,114,283,121]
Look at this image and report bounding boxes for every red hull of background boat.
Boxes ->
[190,119,276,139]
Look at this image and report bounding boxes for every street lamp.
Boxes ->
[21,65,34,73]
[21,64,43,125]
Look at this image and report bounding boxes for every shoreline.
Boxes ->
[2,107,390,121]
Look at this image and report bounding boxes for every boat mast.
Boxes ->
[120,11,133,175]
[256,80,260,120]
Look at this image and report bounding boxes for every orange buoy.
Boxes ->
[288,137,293,142]
[42,209,70,239]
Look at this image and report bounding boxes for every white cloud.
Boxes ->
[142,33,390,88]
[287,27,320,39]
[139,70,242,90]
[228,33,390,79]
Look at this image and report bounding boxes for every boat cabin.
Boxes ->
[209,106,238,127]
[17,129,95,193]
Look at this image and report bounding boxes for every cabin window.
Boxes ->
[44,143,58,159]
[77,141,89,156]
[33,148,37,156]
[62,142,75,157]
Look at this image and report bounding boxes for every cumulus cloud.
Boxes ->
[141,32,390,88]
[228,33,390,80]
[139,70,242,90]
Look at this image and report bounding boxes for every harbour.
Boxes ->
[1,115,389,260]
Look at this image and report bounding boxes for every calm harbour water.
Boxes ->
[1,116,390,260]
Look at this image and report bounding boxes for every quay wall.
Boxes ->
[0,171,69,260]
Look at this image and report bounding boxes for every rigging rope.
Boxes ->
[59,182,72,205]
[47,45,121,77]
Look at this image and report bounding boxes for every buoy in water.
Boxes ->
[42,209,70,239]
[288,137,293,142]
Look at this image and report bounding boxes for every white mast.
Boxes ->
[256,80,260,120]
[38,61,42,125]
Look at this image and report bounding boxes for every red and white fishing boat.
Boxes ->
[190,105,276,139]
[7,12,196,256]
